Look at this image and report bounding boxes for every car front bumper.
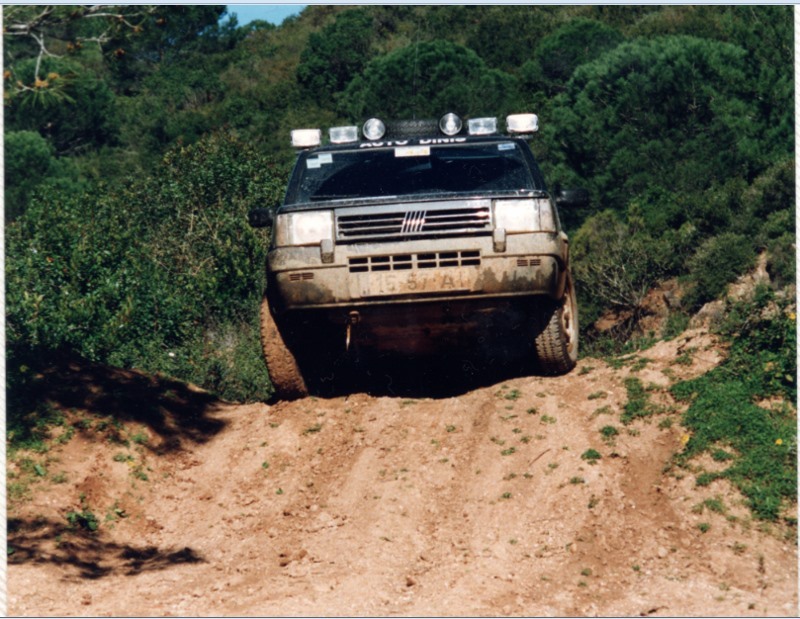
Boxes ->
[267,231,569,313]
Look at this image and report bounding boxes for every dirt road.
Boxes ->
[6,328,798,616]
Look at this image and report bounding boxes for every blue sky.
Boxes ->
[226,4,306,26]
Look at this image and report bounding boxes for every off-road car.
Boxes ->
[249,113,588,399]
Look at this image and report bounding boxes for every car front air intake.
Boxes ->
[335,199,492,242]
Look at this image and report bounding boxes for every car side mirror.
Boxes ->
[248,207,275,228]
[554,188,590,208]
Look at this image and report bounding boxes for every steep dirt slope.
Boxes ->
[6,328,798,616]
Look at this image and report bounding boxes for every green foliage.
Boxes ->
[6,57,119,155]
[765,234,796,290]
[5,396,65,455]
[684,233,757,310]
[66,508,99,532]
[572,210,671,323]
[103,5,234,89]
[581,448,602,463]
[524,18,624,95]
[4,130,56,184]
[3,130,78,221]
[65,494,100,533]
[340,39,520,120]
[622,377,658,424]
[465,6,562,72]
[600,425,619,440]
[65,493,101,532]
[5,131,288,407]
[670,289,796,521]
[547,35,775,212]
[297,9,376,104]
[745,158,796,246]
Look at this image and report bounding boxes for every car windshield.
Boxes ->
[287,141,539,205]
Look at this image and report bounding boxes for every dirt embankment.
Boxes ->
[6,328,798,616]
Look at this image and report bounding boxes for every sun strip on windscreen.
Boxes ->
[395,146,431,157]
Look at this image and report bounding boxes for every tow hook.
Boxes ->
[346,311,361,352]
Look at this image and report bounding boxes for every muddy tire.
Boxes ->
[534,274,579,375]
[260,295,308,400]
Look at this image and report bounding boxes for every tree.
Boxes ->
[296,9,375,104]
[465,6,562,72]
[5,56,119,155]
[2,5,158,94]
[2,5,235,97]
[339,39,520,120]
[102,5,236,92]
[545,35,767,214]
[522,18,623,95]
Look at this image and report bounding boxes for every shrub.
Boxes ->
[572,210,671,325]
[766,234,795,290]
[670,288,796,520]
[683,232,757,310]
[5,130,290,414]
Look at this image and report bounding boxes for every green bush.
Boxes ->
[766,234,796,289]
[572,210,671,317]
[670,288,796,520]
[683,232,757,310]
[5,130,289,413]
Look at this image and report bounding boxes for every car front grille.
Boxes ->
[349,250,481,273]
[336,199,492,242]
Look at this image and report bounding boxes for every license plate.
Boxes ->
[353,268,479,298]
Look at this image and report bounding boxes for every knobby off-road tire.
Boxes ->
[260,295,308,400]
[534,274,579,375]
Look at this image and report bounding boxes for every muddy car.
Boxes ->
[249,113,588,399]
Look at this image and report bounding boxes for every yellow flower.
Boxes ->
[775,438,783,446]
[789,312,796,321]
[681,434,691,446]
[34,77,49,89]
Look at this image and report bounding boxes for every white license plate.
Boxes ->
[353,269,479,297]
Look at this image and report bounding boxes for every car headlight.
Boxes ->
[493,199,540,232]
[274,210,334,246]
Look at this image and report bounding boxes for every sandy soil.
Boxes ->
[6,328,798,616]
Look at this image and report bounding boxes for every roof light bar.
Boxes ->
[439,113,463,136]
[291,128,322,148]
[507,113,539,134]
[362,118,386,141]
[467,117,498,136]
[329,125,359,144]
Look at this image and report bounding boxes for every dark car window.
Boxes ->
[286,141,541,205]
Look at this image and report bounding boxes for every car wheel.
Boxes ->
[534,273,579,375]
[260,294,309,400]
